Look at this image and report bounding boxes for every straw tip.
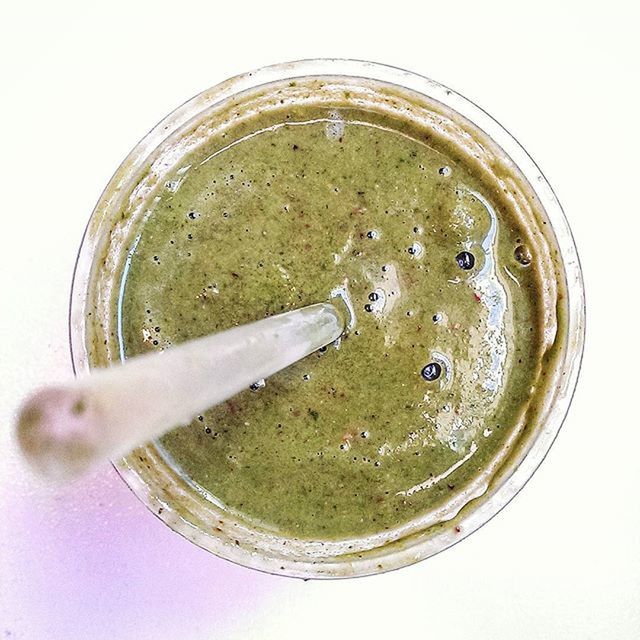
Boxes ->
[16,386,99,481]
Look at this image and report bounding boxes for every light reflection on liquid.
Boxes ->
[397,187,511,495]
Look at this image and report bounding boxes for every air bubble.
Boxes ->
[514,244,532,266]
[421,362,442,381]
[408,242,424,258]
[455,251,475,270]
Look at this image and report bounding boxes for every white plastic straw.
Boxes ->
[16,302,344,481]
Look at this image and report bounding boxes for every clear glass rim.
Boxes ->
[69,58,586,579]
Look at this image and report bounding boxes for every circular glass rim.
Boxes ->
[69,58,585,579]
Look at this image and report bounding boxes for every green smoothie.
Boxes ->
[97,81,563,541]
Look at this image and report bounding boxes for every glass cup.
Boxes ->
[69,59,585,578]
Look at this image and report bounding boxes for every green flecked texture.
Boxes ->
[118,106,544,540]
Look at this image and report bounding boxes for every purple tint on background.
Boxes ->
[1,465,280,639]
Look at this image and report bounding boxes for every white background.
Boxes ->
[1,1,639,638]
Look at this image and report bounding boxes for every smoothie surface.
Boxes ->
[113,95,560,540]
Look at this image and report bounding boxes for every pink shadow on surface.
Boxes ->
[5,466,282,639]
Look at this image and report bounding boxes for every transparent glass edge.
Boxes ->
[69,58,586,579]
